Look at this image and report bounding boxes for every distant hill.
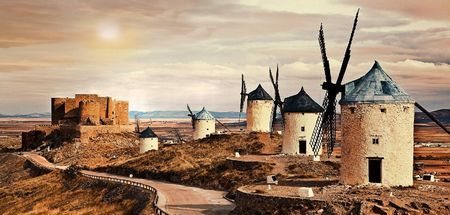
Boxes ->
[1,109,449,122]
[415,109,450,124]
[0,112,51,118]
[129,111,245,119]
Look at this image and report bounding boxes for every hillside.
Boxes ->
[0,153,153,215]
[83,133,274,193]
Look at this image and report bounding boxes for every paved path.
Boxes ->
[22,152,234,215]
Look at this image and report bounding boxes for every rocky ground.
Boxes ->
[238,182,450,214]
[0,153,154,215]
[43,132,140,168]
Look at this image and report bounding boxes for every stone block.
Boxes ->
[298,187,314,197]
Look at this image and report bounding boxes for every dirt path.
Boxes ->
[22,152,234,215]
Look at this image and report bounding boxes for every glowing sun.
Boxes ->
[98,22,120,41]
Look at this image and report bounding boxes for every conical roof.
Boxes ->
[248,84,273,101]
[341,61,414,104]
[139,127,157,138]
[194,107,215,120]
[283,87,324,113]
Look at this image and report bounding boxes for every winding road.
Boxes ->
[22,152,234,215]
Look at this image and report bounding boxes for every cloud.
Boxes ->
[341,0,450,21]
[0,0,448,114]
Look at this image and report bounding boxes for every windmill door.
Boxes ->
[299,140,307,154]
[368,159,382,183]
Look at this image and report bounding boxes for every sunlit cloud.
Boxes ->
[0,0,448,114]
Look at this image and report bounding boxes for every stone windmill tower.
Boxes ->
[187,105,216,140]
[240,82,274,133]
[340,61,415,186]
[282,87,324,156]
[139,127,158,153]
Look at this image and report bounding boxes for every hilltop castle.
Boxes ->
[51,94,129,125]
[22,94,133,150]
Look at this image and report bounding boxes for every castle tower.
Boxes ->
[340,61,415,186]
[79,100,100,125]
[139,127,158,153]
[193,107,215,140]
[246,84,274,132]
[282,87,323,155]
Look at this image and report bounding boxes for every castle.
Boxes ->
[22,94,133,150]
[51,94,129,125]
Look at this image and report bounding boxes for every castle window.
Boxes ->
[350,107,355,113]
[207,128,209,131]
[301,126,305,132]
[380,108,386,113]
[302,112,304,115]
[372,138,379,144]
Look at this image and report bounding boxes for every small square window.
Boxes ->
[372,138,379,144]
[403,106,409,112]
[301,126,305,132]
[380,108,386,113]
[350,107,355,113]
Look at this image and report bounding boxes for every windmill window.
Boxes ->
[403,106,409,112]
[301,126,305,132]
[372,138,379,144]
[350,107,355,113]
[380,108,386,113]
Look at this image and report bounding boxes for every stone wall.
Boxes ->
[193,119,215,140]
[340,102,415,186]
[51,98,66,124]
[78,124,135,142]
[114,100,129,125]
[246,100,274,132]
[21,124,134,150]
[232,187,355,214]
[80,101,100,125]
[282,112,320,155]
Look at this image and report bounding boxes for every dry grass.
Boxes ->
[0,154,154,215]
[96,133,280,193]
[44,132,140,168]
[0,136,21,152]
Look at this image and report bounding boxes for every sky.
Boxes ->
[0,0,449,114]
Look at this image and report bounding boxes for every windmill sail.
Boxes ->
[269,65,283,130]
[187,104,195,129]
[239,74,247,125]
[310,9,360,157]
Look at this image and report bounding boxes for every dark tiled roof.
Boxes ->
[283,87,324,113]
[248,84,273,101]
[139,127,157,138]
[341,61,414,104]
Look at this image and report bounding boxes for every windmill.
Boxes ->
[269,65,283,130]
[134,113,141,133]
[310,9,360,157]
[238,74,247,126]
[187,104,195,129]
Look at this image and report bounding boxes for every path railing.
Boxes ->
[24,155,169,215]
[82,173,169,215]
